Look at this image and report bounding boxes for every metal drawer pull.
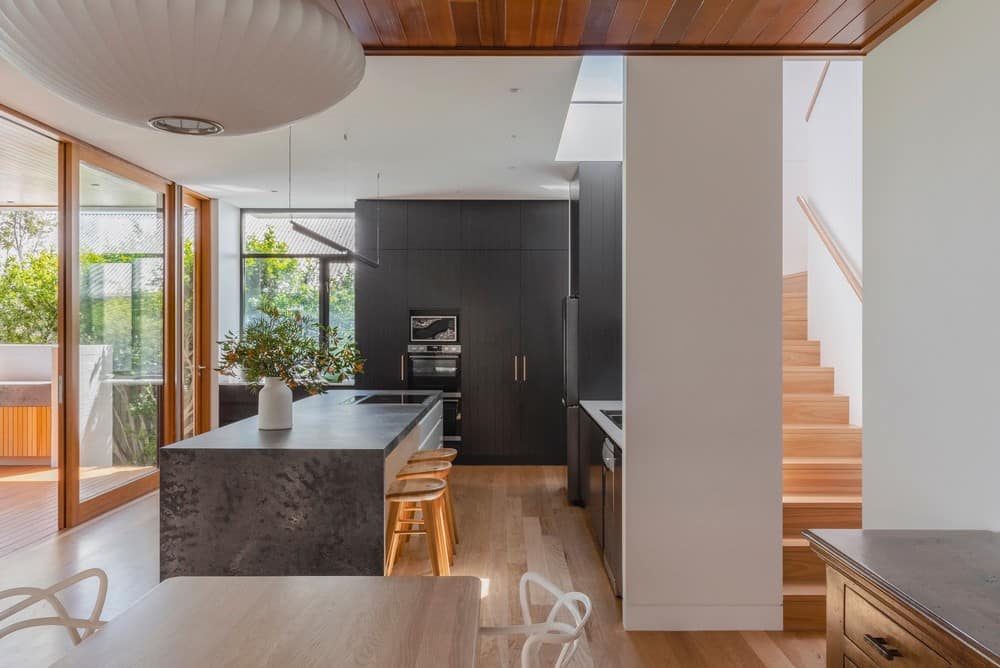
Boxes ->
[513,355,518,382]
[522,355,526,382]
[863,634,902,661]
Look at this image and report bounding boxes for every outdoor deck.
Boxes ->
[0,464,156,558]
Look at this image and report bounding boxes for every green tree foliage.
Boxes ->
[0,250,58,343]
[0,210,58,344]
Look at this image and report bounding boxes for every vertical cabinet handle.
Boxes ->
[400,353,404,382]
[863,635,902,661]
[522,355,527,382]
[513,355,519,382]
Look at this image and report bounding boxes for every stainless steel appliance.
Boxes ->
[410,314,458,343]
[407,344,461,444]
[563,296,582,504]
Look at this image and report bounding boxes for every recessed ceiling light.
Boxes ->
[507,166,517,170]
[148,116,224,136]
[271,189,279,193]
[90,183,100,187]
[509,87,521,94]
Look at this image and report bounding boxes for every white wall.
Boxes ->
[624,57,783,630]
[781,61,821,276]
[804,61,863,425]
[864,0,1000,530]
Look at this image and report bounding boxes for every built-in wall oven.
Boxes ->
[407,344,461,444]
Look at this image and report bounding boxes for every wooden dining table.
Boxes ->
[52,576,482,667]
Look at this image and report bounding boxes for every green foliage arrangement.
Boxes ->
[216,307,363,395]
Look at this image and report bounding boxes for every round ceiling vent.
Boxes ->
[148,117,225,136]
[0,0,366,137]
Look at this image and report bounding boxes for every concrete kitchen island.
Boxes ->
[159,390,442,580]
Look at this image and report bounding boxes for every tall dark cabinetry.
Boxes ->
[355,199,568,463]
[577,162,623,400]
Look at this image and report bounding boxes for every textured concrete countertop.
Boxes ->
[580,400,623,449]
[805,529,1000,663]
[162,389,441,455]
[0,381,52,406]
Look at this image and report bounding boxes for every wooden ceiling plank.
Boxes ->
[580,0,620,45]
[477,0,497,46]
[533,0,565,47]
[853,0,926,45]
[828,0,900,44]
[331,0,382,46]
[494,0,507,44]
[728,0,785,44]
[395,0,435,46]
[365,0,409,46]
[423,0,459,45]
[779,0,852,45]
[679,0,735,45]
[705,0,762,45]
[655,0,703,45]
[605,0,647,46]
[803,0,877,45]
[752,0,815,45]
[507,0,536,46]
[450,1,483,45]
[628,0,673,45]
[556,0,591,46]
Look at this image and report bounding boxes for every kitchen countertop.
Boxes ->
[0,380,52,406]
[580,400,623,449]
[162,389,441,456]
[805,529,1000,663]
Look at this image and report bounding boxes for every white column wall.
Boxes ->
[864,0,1000,530]
[623,57,783,630]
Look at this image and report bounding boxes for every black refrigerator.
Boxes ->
[563,296,583,504]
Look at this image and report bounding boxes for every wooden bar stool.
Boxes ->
[384,479,450,576]
[396,461,457,562]
[407,447,458,464]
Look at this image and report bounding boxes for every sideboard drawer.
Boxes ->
[845,586,949,667]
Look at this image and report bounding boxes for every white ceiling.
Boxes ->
[0,56,582,209]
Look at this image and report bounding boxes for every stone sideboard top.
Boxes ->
[0,381,52,407]
[162,389,441,455]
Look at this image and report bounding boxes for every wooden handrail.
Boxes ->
[805,61,830,122]
[796,196,863,303]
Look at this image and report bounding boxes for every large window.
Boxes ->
[241,211,355,342]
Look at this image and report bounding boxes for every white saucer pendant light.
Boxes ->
[0,0,365,136]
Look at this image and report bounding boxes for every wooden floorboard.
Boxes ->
[393,466,825,666]
[0,465,157,558]
[0,466,824,666]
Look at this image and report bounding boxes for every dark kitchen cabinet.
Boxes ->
[603,440,622,597]
[582,411,605,545]
[355,249,408,389]
[356,199,408,255]
[460,250,521,460]
[408,201,461,249]
[515,250,568,463]
[407,250,462,309]
[461,201,521,249]
[577,163,623,400]
[521,201,568,250]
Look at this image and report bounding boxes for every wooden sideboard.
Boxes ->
[0,382,55,459]
[806,529,1000,667]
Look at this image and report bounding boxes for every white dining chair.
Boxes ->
[479,571,592,668]
[0,568,108,646]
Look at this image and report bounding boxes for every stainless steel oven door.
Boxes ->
[406,354,461,391]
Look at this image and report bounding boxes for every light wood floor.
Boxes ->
[0,466,824,667]
[0,465,156,558]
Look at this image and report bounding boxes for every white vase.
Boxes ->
[258,377,293,430]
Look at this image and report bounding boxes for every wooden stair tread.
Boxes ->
[783,366,832,372]
[783,494,862,505]
[783,456,861,465]
[784,423,860,431]
[783,582,825,597]
[783,392,849,399]
[783,537,810,548]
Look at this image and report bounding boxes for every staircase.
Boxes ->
[782,272,862,631]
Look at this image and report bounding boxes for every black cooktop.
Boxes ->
[352,394,430,405]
